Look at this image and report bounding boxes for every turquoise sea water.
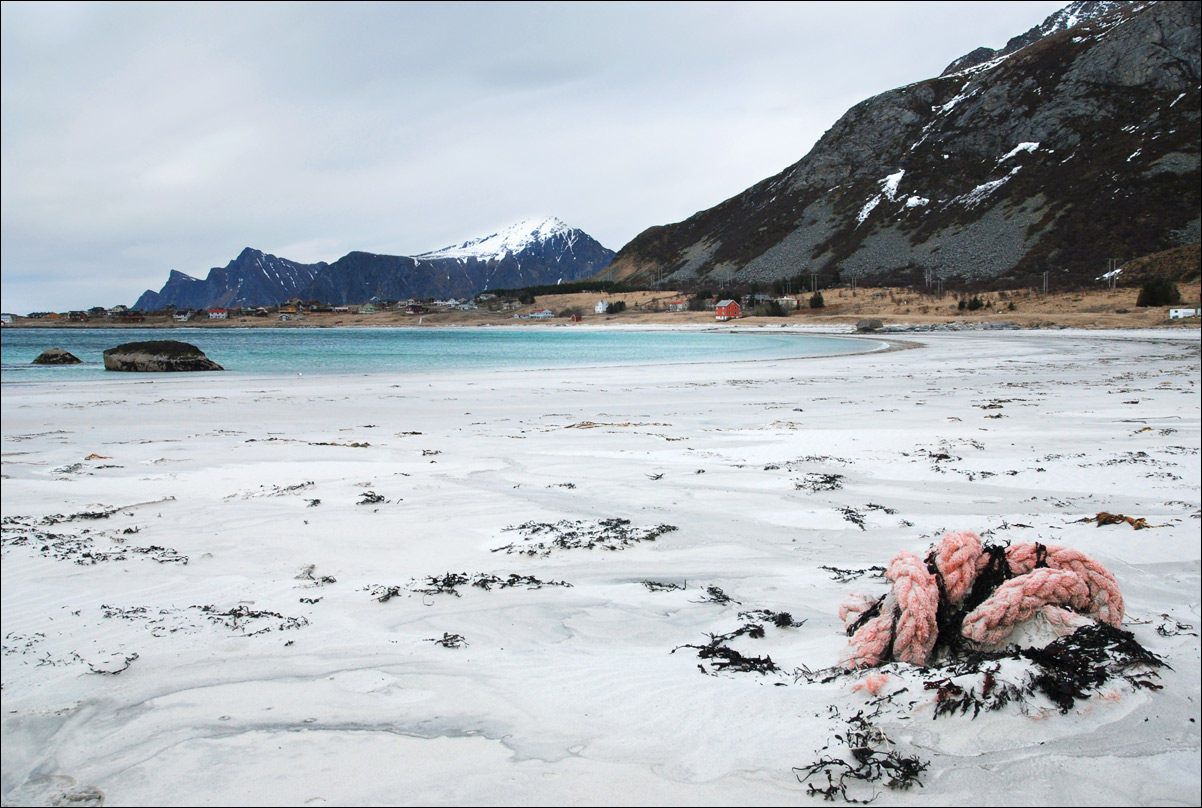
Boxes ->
[1,327,873,383]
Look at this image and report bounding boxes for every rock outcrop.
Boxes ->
[102,341,223,372]
[32,348,83,365]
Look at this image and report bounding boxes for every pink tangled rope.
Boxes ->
[887,551,939,665]
[840,531,1125,669]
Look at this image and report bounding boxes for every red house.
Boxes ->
[715,299,741,321]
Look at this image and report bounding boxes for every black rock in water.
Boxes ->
[32,348,83,365]
[102,340,223,372]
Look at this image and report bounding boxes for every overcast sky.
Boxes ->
[1,0,1067,313]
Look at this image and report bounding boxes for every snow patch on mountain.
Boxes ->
[954,167,1023,208]
[881,170,905,201]
[1000,142,1041,162]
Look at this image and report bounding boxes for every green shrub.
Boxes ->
[1136,280,1182,307]
[753,301,787,317]
[966,296,985,311]
[809,292,825,309]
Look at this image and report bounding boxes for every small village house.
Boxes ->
[715,299,741,321]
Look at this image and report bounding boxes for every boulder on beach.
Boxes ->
[856,318,884,333]
[102,340,223,372]
[32,348,83,365]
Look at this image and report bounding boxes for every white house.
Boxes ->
[595,301,610,314]
[1169,308,1199,319]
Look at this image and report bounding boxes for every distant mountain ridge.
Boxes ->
[605,0,1200,289]
[135,249,326,312]
[133,217,614,310]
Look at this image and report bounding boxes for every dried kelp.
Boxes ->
[821,566,887,584]
[1022,623,1167,713]
[492,518,677,557]
[370,572,572,601]
[643,580,686,592]
[1090,512,1163,529]
[795,473,845,493]
[674,630,781,675]
[794,711,929,802]
[426,632,468,648]
[695,585,740,605]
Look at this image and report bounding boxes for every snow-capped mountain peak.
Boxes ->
[418,217,574,261]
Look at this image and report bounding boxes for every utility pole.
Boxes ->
[1042,271,1049,296]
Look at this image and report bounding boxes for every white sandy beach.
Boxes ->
[2,328,1199,806]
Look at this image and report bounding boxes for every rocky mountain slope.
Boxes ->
[605,0,1200,289]
[134,217,613,309]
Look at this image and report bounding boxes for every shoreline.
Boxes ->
[2,330,1198,805]
[1,327,898,387]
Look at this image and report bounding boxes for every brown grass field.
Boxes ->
[11,282,1199,331]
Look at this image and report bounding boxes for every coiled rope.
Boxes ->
[840,531,1124,668]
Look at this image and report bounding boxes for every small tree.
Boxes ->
[809,291,825,309]
[1136,279,1182,307]
[753,301,787,317]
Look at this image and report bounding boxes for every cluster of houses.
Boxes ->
[20,305,150,323]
